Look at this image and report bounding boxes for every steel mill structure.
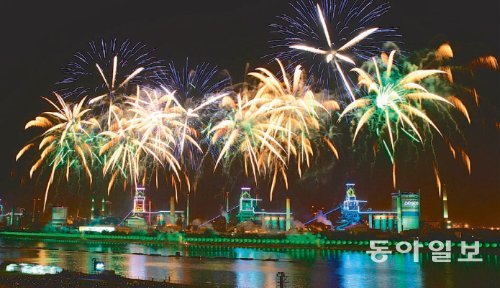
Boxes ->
[236,187,293,231]
[307,184,421,232]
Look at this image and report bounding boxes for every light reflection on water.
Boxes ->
[0,239,498,288]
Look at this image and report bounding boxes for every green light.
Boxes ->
[401,128,420,143]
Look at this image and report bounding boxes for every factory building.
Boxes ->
[370,213,397,232]
[391,191,420,232]
[331,184,420,232]
[236,187,292,231]
[50,206,68,228]
[123,186,184,230]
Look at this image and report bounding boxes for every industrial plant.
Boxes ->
[0,182,434,235]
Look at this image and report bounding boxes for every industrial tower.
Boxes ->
[336,183,367,230]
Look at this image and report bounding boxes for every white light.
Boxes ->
[6,264,17,272]
[79,226,115,233]
[376,93,390,109]
[95,262,105,271]
[6,263,62,275]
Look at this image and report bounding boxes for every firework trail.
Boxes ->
[158,59,232,172]
[160,59,231,106]
[410,43,497,193]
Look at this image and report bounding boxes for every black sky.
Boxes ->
[0,0,498,226]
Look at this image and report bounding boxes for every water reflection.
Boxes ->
[336,252,423,288]
[0,239,498,288]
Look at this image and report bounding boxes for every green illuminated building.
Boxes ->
[391,191,420,232]
[235,187,292,231]
[236,187,261,222]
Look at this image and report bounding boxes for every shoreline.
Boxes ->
[1,231,499,254]
[0,269,229,288]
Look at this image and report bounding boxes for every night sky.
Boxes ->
[1,1,498,226]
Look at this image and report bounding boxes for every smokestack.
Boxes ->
[9,207,14,226]
[396,192,402,233]
[285,197,291,231]
[148,200,152,225]
[443,187,449,219]
[170,196,175,224]
[186,192,190,226]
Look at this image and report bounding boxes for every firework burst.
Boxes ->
[17,94,99,211]
[98,103,146,194]
[271,0,398,100]
[210,60,336,199]
[56,39,165,100]
[339,50,456,188]
[97,87,227,198]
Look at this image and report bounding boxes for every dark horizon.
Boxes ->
[0,0,498,226]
